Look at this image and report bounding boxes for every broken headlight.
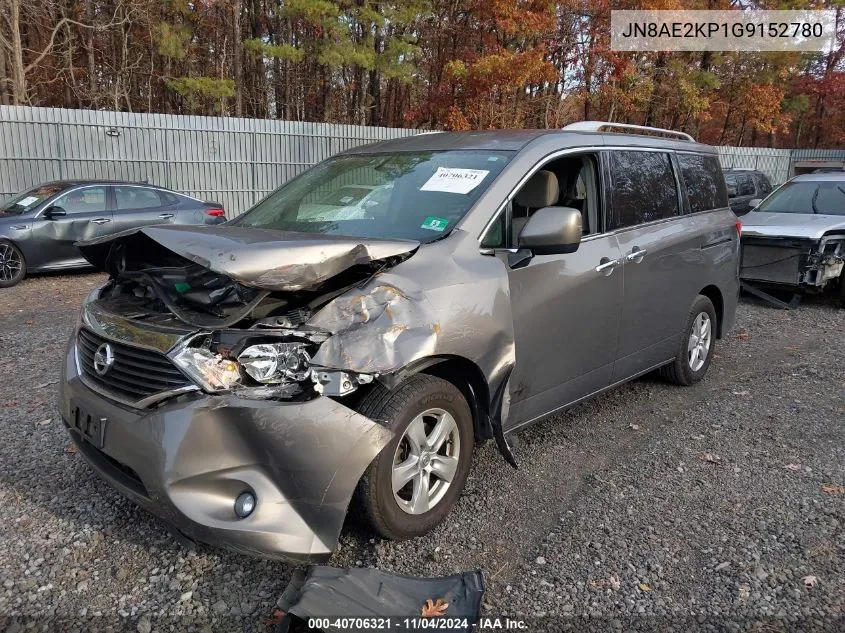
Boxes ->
[172,347,241,391]
[237,343,311,384]
[172,338,313,393]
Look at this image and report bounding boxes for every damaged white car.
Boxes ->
[741,173,845,307]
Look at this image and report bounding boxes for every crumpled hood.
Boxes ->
[78,224,419,291]
[742,212,845,240]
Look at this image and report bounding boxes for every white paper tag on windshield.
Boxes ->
[420,168,490,194]
[18,196,39,206]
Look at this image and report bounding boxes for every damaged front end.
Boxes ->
[77,225,518,451]
[740,233,845,291]
[62,225,442,560]
[78,226,421,402]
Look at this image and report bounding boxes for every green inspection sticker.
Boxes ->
[174,281,191,293]
[420,216,449,232]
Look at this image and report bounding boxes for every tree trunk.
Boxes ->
[232,0,242,116]
[813,97,825,148]
[643,53,666,127]
[86,0,96,107]
[0,27,8,105]
[9,0,27,104]
[248,0,264,118]
[794,115,803,147]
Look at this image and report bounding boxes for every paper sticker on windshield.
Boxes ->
[420,216,450,232]
[420,168,490,194]
[18,196,39,207]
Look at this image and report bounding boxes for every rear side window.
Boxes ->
[160,191,181,205]
[114,187,164,211]
[608,151,679,229]
[756,173,772,196]
[677,154,728,213]
[737,175,754,196]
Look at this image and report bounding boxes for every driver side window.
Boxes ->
[53,187,107,213]
[481,153,600,249]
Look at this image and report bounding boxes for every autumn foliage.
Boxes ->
[0,0,842,147]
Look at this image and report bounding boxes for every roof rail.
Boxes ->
[562,121,695,142]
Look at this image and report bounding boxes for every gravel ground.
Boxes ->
[0,272,842,632]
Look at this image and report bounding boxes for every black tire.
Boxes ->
[0,240,26,288]
[838,272,845,309]
[659,295,717,386]
[355,374,473,540]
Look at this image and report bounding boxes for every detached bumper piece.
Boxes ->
[275,567,485,633]
[740,281,802,310]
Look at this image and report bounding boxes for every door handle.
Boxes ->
[158,213,175,219]
[625,247,647,263]
[595,257,622,276]
[91,218,111,225]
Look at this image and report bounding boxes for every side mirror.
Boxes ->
[43,206,67,219]
[517,206,582,255]
[748,198,762,209]
[727,186,738,198]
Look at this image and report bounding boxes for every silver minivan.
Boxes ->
[60,122,739,561]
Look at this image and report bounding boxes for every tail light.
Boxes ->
[735,219,742,236]
[205,208,225,218]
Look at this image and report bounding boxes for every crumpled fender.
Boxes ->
[307,230,518,465]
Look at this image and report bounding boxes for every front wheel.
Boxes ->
[355,374,474,540]
[0,241,26,288]
[660,295,717,386]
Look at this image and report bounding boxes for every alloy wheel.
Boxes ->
[687,312,712,372]
[0,243,22,282]
[391,408,461,515]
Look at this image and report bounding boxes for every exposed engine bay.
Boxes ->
[79,227,420,402]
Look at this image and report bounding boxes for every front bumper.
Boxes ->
[740,235,845,289]
[59,332,393,562]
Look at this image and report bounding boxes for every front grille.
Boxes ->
[76,328,192,403]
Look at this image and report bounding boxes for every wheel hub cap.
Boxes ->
[0,244,21,281]
[688,312,712,372]
[392,407,461,515]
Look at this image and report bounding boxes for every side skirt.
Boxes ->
[505,359,673,437]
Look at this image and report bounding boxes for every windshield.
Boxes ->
[0,183,69,215]
[235,150,513,241]
[756,181,845,216]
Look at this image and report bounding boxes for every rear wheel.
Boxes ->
[660,295,717,386]
[0,241,25,288]
[838,272,845,308]
[356,374,473,540]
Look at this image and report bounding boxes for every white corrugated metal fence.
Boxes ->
[0,106,417,216]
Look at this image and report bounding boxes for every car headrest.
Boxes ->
[514,170,558,208]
